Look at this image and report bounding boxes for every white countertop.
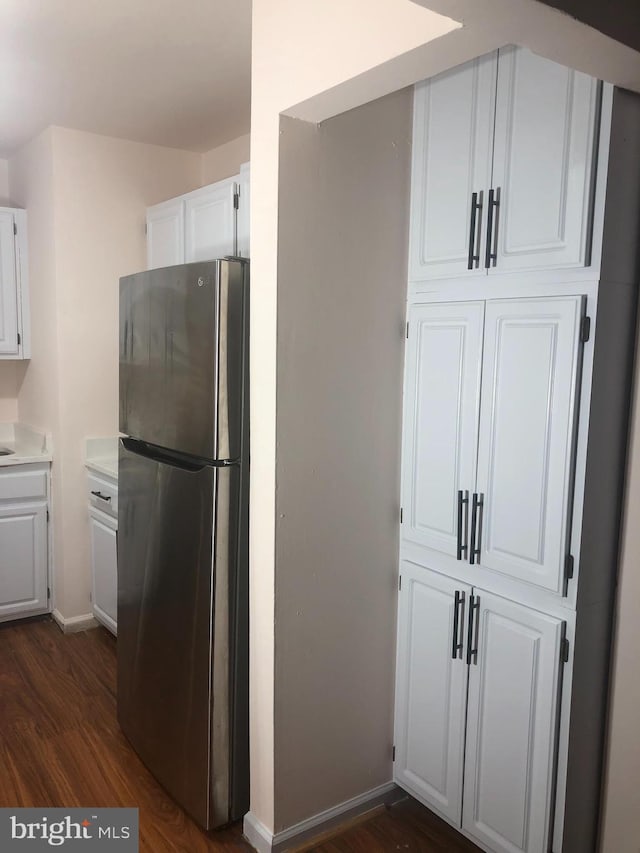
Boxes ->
[85,436,118,481]
[0,423,53,467]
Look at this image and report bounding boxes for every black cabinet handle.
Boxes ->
[467,192,483,270]
[470,493,484,565]
[466,594,480,665]
[485,187,500,268]
[457,490,469,560]
[451,590,466,660]
[91,490,112,503]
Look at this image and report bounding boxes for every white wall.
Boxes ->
[274,91,412,830]
[0,159,9,205]
[250,0,640,839]
[10,128,201,621]
[249,0,461,833]
[202,133,250,184]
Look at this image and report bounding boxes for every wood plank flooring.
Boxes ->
[0,618,480,852]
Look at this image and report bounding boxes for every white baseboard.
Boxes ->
[243,781,402,853]
[52,609,98,634]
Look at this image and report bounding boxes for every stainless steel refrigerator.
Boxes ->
[117,258,249,829]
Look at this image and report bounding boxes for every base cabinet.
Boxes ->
[394,565,470,824]
[87,469,118,635]
[0,464,50,622]
[89,508,117,635]
[394,564,565,853]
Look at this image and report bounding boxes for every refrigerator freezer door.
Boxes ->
[117,438,244,828]
[119,259,246,462]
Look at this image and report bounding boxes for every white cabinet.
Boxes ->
[401,302,483,560]
[185,181,237,262]
[462,590,564,853]
[394,570,565,853]
[409,47,599,281]
[409,54,496,281]
[476,298,584,593]
[0,464,49,621]
[394,564,470,824]
[146,199,184,270]
[492,47,598,273]
[147,169,250,270]
[87,470,118,635]
[89,507,117,635]
[0,207,30,359]
[401,296,585,597]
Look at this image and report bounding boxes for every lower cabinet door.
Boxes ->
[0,502,48,620]
[394,563,470,824]
[89,507,117,635]
[462,590,564,853]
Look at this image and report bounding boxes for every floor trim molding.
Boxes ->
[52,610,98,634]
[243,781,402,853]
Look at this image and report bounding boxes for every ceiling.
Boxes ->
[0,0,252,158]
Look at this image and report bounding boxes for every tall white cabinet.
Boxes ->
[394,45,633,853]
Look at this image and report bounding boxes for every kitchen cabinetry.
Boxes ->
[87,469,118,635]
[402,296,585,597]
[394,563,564,853]
[0,463,49,621]
[395,47,640,853]
[147,165,250,270]
[146,198,184,270]
[0,207,30,359]
[408,47,599,282]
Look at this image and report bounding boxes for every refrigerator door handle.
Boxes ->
[120,437,227,472]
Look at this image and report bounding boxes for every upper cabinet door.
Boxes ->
[185,179,237,263]
[490,47,599,273]
[475,297,584,593]
[409,53,497,281]
[463,591,564,853]
[0,212,19,356]
[147,199,185,270]
[394,563,470,825]
[402,302,484,568]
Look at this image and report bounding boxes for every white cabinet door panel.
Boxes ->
[463,591,563,853]
[409,54,497,281]
[402,303,484,564]
[394,564,470,824]
[89,507,117,635]
[185,180,236,262]
[146,200,185,270]
[475,297,583,593]
[491,47,598,272]
[0,502,48,620]
[0,212,19,355]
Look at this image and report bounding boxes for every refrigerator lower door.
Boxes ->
[117,438,243,828]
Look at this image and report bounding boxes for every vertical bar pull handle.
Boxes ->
[470,492,484,565]
[467,192,483,270]
[451,590,466,660]
[467,594,480,665]
[457,490,469,560]
[485,187,500,268]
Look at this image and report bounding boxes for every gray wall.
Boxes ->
[273,89,412,831]
[538,0,640,54]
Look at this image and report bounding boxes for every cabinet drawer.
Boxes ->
[87,473,118,518]
[0,467,48,501]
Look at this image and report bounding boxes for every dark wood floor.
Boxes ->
[0,618,480,852]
